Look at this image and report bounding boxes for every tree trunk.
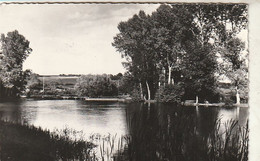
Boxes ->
[236,86,240,105]
[196,95,199,104]
[146,81,151,100]
[139,82,143,100]
[168,66,172,84]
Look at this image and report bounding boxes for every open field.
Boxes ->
[38,75,79,88]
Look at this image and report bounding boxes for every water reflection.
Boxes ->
[122,103,248,161]
[0,100,26,123]
[0,100,248,139]
[0,100,249,160]
[0,100,128,138]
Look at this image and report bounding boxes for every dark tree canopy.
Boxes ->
[0,30,32,97]
[112,4,248,102]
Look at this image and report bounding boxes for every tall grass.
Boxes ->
[0,120,97,161]
[100,104,249,161]
[97,119,248,161]
[86,118,248,161]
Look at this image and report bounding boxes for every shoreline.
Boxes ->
[183,102,249,108]
[1,96,249,107]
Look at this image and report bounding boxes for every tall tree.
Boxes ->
[181,3,248,102]
[112,4,248,102]
[151,5,194,85]
[112,11,159,100]
[0,30,32,97]
[218,37,248,104]
[185,4,248,46]
[182,41,218,102]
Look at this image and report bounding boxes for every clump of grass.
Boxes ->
[0,120,97,161]
[89,133,127,161]
[207,119,249,161]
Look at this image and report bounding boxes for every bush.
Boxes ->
[0,121,97,161]
[156,83,185,103]
[75,75,118,97]
[130,88,143,102]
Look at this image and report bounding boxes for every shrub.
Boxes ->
[130,88,143,102]
[156,83,185,103]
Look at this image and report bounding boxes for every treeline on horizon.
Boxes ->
[0,4,248,104]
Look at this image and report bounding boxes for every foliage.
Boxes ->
[0,120,97,161]
[151,5,194,84]
[185,4,248,45]
[156,83,185,103]
[129,87,143,102]
[110,73,123,80]
[217,36,248,104]
[25,71,41,90]
[0,30,32,97]
[112,11,160,99]
[75,74,118,97]
[112,4,248,102]
[182,42,219,102]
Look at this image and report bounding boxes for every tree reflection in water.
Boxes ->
[114,103,248,161]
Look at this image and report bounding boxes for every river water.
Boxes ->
[0,99,249,160]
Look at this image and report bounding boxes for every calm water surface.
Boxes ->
[0,99,249,160]
[0,99,248,138]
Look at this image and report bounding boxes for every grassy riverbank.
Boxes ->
[0,120,96,161]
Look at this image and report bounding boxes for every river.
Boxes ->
[0,99,249,160]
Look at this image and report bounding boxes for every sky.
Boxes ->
[0,3,249,75]
[0,4,160,75]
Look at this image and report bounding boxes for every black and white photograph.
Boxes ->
[0,1,257,161]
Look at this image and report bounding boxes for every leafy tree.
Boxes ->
[185,4,248,46]
[23,71,41,96]
[112,11,159,100]
[112,4,248,103]
[217,37,248,104]
[182,42,218,102]
[110,73,123,80]
[75,74,117,97]
[0,30,32,97]
[25,71,41,90]
[151,5,194,85]
[181,4,248,102]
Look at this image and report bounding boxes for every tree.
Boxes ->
[75,74,118,97]
[218,37,248,104]
[151,5,194,85]
[185,4,248,46]
[112,4,248,102]
[182,41,218,102]
[0,30,32,97]
[25,71,40,89]
[23,71,41,96]
[181,4,248,102]
[112,11,159,100]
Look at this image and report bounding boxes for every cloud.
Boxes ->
[0,4,159,75]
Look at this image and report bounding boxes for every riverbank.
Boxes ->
[183,102,249,108]
[0,120,96,161]
[2,95,248,108]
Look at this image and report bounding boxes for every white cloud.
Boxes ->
[0,4,159,75]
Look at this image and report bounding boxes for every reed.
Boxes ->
[0,120,97,161]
